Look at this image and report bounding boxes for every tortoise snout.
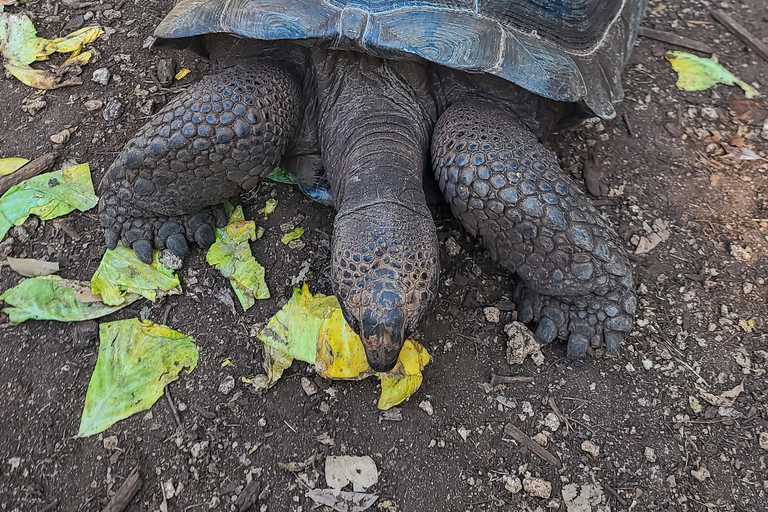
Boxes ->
[361,299,405,373]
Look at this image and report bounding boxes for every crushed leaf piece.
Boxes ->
[281,227,304,245]
[0,276,137,323]
[91,245,181,306]
[0,162,98,241]
[267,167,298,185]
[665,51,757,98]
[77,319,198,437]
[174,68,190,80]
[253,284,430,409]
[0,157,28,176]
[206,205,269,310]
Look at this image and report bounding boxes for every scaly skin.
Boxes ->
[98,62,301,262]
[431,99,636,356]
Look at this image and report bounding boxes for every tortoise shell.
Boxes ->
[154,0,648,119]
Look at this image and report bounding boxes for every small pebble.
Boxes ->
[483,307,500,323]
[300,377,318,396]
[532,433,548,447]
[759,432,768,450]
[644,447,657,463]
[444,236,461,257]
[701,106,718,120]
[159,250,184,270]
[543,412,560,432]
[581,440,600,458]
[218,375,235,395]
[92,67,111,86]
[102,98,124,121]
[503,476,522,494]
[691,467,710,482]
[84,99,103,111]
[418,400,434,416]
[523,477,551,499]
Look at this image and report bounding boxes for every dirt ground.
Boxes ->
[1,1,767,511]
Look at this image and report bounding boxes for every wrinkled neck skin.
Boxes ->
[314,49,439,372]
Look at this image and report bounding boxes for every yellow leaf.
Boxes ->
[256,284,430,408]
[666,51,757,99]
[0,157,28,176]
[61,50,92,68]
[281,227,304,245]
[49,26,103,54]
[174,68,190,80]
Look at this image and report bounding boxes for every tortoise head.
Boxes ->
[332,207,439,373]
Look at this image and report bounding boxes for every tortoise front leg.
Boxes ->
[431,100,636,357]
[98,62,301,262]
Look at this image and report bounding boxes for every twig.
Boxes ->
[0,153,57,195]
[603,483,628,507]
[490,375,534,386]
[164,386,183,434]
[622,112,635,138]
[637,27,715,53]
[101,467,141,512]
[503,423,562,468]
[38,500,58,512]
[711,10,768,63]
[547,397,572,432]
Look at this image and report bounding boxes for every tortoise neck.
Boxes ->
[314,50,435,217]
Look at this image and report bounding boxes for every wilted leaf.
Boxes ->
[698,382,744,407]
[325,456,379,492]
[256,284,430,409]
[0,157,28,176]
[174,67,190,80]
[267,167,298,185]
[242,344,294,392]
[0,162,98,242]
[720,142,765,161]
[206,205,269,310]
[0,276,136,323]
[77,319,198,437]
[281,227,304,245]
[689,395,702,413]
[666,51,757,99]
[306,489,378,512]
[91,245,181,306]
[261,198,277,216]
[0,12,102,89]
[7,257,59,276]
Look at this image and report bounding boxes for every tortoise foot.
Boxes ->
[100,204,228,264]
[514,283,635,357]
[432,99,637,356]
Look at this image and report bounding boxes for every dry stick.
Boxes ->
[101,467,142,512]
[490,375,534,386]
[637,27,715,54]
[38,501,58,512]
[165,386,183,434]
[0,153,57,195]
[711,10,768,63]
[503,423,562,468]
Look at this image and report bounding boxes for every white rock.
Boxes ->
[92,67,111,85]
[701,106,719,120]
[504,476,522,494]
[523,477,552,499]
[759,432,768,450]
[218,375,235,395]
[691,467,710,482]
[644,447,657,462]
[418,400,434,416]
[581,440,600,458]
[190,441,208,458]
[483,307,500,323]
[543,412,561,432]
[301,377,318,396]
[444,236,461,256]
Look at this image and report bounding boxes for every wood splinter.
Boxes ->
[490,375,535,386]
[504,423,563,469]
[0,153,57,196]
[101,467,142,512]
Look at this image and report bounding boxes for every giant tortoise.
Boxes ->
[99,0,647,371]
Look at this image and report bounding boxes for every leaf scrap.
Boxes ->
[665,51,757,99]
[0,157,28,176]
[7,257,59,276]
[206,205,270,310]
[91,245,181,306]
[252,284,430,409]
[0,12,103,89]
[0,276,137,323]
[281,227,304,245]
[267,167,298,185]
[77,319,198,437]
[0,162,98,242]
